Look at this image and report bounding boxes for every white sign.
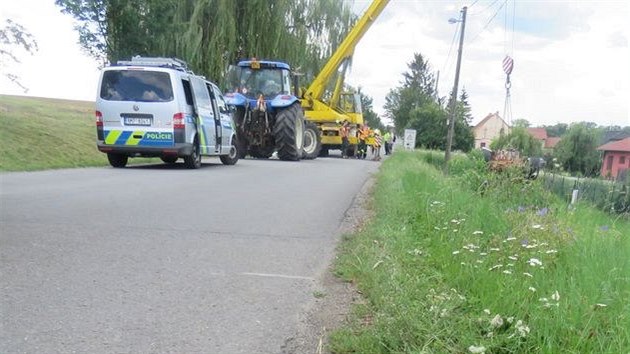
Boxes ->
[404,129,416,150]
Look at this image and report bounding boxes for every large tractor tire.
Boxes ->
[273,103,304,161]
[250,145,274,159]
[220,136,239,165]
[302,121,321,160]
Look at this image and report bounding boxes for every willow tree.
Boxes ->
[56,0,355,87]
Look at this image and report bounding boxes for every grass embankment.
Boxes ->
[0,95,156,171]
[331,151,630,353]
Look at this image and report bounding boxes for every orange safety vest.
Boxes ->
[340,125,349,138]
[359,127,370,140]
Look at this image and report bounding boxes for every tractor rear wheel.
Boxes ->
[302,121,321,160]
[273,103,304,161]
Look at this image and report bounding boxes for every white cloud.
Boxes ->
[347,0,629,127]
[1,0,628,127]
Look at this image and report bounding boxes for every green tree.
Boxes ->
[384,53,438,135]
[490,127,542,157]
[0,19,38,92]
[56,0,355,88]
[513,118,530,128]
[554,123,601,176]
[359,89,385,132]
[544,123,568,137]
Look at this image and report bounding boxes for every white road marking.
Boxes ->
[240,272,314,281]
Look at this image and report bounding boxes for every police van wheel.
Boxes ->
[220,138,239,166]
[184,140,202,169]
[107,153,128,168]
[160,156,178,164]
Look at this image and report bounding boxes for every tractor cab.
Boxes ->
[225,59,294,109]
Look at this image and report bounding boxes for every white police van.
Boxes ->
[96,56,239,168]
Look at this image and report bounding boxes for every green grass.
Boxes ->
[331,151,630,353]
[0,95,156,171]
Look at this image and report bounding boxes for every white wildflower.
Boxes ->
[507,316,514,324]
[480,252,488,256]
[483,309,491,315]
[460,262,466,265]
[546,250,558,254]
[434,226,441,230]
[451,219,460,224]
[489,264,503,271]
[529,287,536,292]
[515,320,530,337]
[539,297,549,302]
[453,229,459,233]
[532,224,543,229]
[468,345,486,353]
[523,272,534,278]
[507,263,514,267]
[452,250,461,255]
[595,303,607,308]
[490,314,503,328]
[508,256,518,261]
[505,237,517,241]
[502,270,512,274]
[551,290,560,301]
[476,260,484,264]
[473,230,484,235]
[440,308,449,317]
[527,258,543,267]
[490,248,500,252]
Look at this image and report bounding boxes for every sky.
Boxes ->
[1,0,629,128]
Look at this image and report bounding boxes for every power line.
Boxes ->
[468,0,508,43]
[441,22,460,79]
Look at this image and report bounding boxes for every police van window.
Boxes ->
[182,79,194,106]
[213,86,229,114]
[100,70,173,102]
[190,78,212,110]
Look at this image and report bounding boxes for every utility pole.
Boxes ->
[444,6,467,171]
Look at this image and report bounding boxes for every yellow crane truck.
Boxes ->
[300,0,389,157]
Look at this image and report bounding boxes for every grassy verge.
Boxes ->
[331,150,630,353]
[0,95,156,171]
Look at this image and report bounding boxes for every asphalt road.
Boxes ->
[0,155,380,354]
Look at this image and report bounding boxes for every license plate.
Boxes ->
[124,117,152,126]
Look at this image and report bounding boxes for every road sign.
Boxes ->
[404,129,416,150]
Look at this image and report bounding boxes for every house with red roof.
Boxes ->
[597,137,630,180]
[473,112,510,149]
[526,127,561,152]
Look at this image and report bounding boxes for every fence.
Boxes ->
[540,172,630,214]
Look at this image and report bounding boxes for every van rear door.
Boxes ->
[189,77,216,154]
[98,68,175,147]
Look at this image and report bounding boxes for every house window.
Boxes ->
[620,156,626,165]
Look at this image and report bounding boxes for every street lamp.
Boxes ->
[444,6,467,172]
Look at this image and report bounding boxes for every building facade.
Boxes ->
[473,112,510,149]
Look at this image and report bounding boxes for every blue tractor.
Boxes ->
[224,59,320,160]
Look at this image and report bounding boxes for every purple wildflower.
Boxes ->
[536,207,549,216]
[600,225,609,232]
[521,239,529,246]
[517,206,526,213]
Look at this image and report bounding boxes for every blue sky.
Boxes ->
[1,0,628,128]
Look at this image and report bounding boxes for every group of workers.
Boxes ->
[340,120,395,160]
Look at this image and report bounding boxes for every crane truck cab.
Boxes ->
[224,59,321,161]
[95,56,239,169]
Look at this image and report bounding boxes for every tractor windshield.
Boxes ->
[227,66,290,99]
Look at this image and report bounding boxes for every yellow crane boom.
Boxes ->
[300,0,389,156]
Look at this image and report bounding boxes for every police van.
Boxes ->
[95,56,239,168]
